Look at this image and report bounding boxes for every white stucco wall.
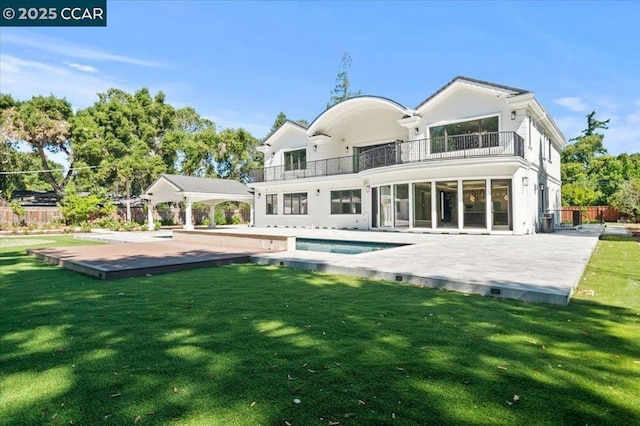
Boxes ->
[264,125,308,168]
[251,79,566,235]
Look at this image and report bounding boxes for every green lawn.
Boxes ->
[1,234,639,425]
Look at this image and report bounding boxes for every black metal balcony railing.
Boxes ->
[248,131,524,183]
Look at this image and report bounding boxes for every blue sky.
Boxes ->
[1,0,639,160]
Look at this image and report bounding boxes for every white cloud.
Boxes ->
[64,62,98,73]
[0,55,68,76]
[554,103,640,155]
[0,53,129,108]
[2,31,163,68]
[554,97,588,112]
[594,97,618,111]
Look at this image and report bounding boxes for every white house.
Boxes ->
[248,76,566,235]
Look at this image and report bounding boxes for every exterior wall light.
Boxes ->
[522,176,529,186]
[366,185,370,193]
[316,189,320,196]
[511,111,516,120]
[257,192,261,198]
[313,145,318,152]
[539,184,544,191]
[345,146,350,153]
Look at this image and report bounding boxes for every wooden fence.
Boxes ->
[559,206,621,223]
[0,206,63,226]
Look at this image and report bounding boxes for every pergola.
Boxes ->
[143,174,254,230]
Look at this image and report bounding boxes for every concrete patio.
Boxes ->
[227,226,603,305]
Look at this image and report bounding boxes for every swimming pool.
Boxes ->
[295,238,407,255]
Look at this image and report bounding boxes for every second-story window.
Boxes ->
[284,149,306,171]
[430,116,499,152]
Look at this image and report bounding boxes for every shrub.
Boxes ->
[93,216,121,230]
[9,200,26,218]
[231,212,243,224]
[59,193,115,225]
[214,210,227,225]
[611,178,640,223]
[160,217,175,226]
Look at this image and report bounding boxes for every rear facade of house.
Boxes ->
[248,76,566,235]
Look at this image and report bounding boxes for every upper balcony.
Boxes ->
[248,131,524,183]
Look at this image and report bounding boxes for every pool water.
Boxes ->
[295,238,406,255]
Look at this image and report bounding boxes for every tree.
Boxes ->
[72,88,172,198]
[0,95,74,197]
[610,178,640,222]
[588,155,624,204]
[561,181,600,206]
[214,128,261,181]
[561,111,610,205]
[163,107,218,177]
[270,112,287,134]
[582,111,610,137]
[327,52,361,108]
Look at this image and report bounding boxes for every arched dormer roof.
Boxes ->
[307,96,410,136]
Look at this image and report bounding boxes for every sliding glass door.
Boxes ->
[413,182,432,228]
[491,179,512,230]
[379,185,393,227]
[436,181,458,228]
[394,184,409,228]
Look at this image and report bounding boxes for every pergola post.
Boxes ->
[184,199,194,230]
[147,202,155,231]
[208,205,217,228]
[250,204,255,227]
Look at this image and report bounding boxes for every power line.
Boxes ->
[0,165,98,175]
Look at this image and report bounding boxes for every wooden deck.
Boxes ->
[28,240,254,280]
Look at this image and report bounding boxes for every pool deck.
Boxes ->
[233,226,602,305]
[50,225,606,305]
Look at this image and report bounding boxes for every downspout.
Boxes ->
[526,113,532,234]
